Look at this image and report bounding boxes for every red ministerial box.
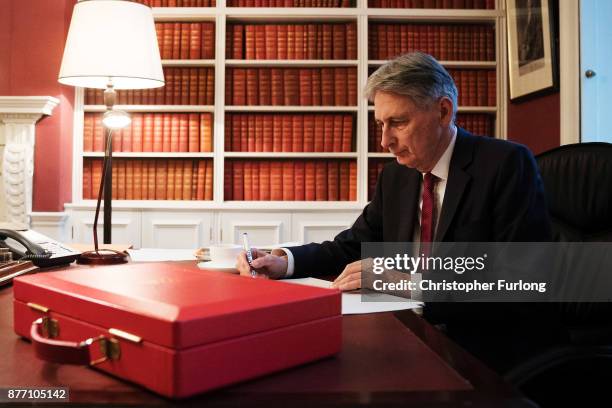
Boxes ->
[13,262,341,398]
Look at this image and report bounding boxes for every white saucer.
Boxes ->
[197,260,238,273]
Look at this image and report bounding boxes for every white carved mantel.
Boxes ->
[0,96,60,227]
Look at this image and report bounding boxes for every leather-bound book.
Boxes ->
[294,161,305,201]
[156,159,168,200]
[349,160,357,201]
[259,160,271,200]
[270,161,283,200]
[200,113,213,152]
[327,160,339,201]
[305,160,316,201]
[315,161,328,201]
[282,161,295,201]
[82,160,92,199]
[167,160,176,200]
[188,113,200,152]
[179,114,189,152]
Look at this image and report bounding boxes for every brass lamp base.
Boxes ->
[77,249,128,265]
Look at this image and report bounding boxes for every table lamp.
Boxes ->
[58,0,164,264]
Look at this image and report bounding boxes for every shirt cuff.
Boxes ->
[271,248,295,278]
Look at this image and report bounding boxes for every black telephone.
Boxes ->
[0,229,81,267]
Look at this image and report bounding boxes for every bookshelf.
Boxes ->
[67,0,506,248]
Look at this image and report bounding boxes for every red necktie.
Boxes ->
[419,173,437,259]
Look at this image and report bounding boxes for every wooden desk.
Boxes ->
[0,264,535,407]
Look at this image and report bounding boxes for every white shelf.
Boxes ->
[67,200,364,211]
[220,201,361,210]
[367,8,501,22]
[84,105,215,113]
[367,106,497,113]
[368,153,394,158]
[152,8,216,21]
[225,106,358,112]
[162,59,216,67]
[82,152,215,158]
[226,8,359,20]
[225,152,357,158]
[369,60,497,69]
[226,59,358,67]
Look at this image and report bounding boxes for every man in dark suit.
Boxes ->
[236,52,556,372]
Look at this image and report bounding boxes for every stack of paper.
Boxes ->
[281,277,422,315]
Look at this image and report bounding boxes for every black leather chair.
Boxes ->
[536,142,612,242]
[504,142,612,407]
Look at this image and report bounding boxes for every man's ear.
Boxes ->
[439,97,454,126]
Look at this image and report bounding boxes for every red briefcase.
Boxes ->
[12,262,341,398]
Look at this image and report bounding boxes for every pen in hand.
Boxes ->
[242,233,257,278]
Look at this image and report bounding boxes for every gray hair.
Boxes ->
[364,52,458,120]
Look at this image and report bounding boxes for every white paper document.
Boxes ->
[282,277,423,315]
[127,248,198,262]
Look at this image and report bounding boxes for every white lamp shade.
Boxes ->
[58,0,164,90]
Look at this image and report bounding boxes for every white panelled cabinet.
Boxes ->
[141,210,214,248]
[291,211,355,244]
[218,211,292,245]
[65,205,361,248]
[68,209,142,248]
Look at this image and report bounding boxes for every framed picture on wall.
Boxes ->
[506,0,558,100]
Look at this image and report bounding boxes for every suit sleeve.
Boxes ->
[492,144,552,242]
[287,166,386,279]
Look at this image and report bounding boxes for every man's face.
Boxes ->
[374,91,447,172]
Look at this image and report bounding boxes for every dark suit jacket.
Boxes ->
[289,127,552,278]
[287,128,556,372]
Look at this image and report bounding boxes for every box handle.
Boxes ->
[30,318,120,366]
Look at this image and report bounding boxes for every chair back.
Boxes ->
[536,142,612,241]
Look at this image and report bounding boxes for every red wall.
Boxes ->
[507,92,561,155]
[0,0,77,212]
[0,2,13,93]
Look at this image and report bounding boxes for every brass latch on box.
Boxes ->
[85,328,141,366]
[41,316,59,339]
[27,303,59,339]
[85,335,121,366]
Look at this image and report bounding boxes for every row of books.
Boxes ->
[368,158,391,200]
[85,68,215,106]
[226,67,357,106]
[225,159,357,201]
[155,23,215,60]
[369,23,495,61]
[367,113,494,152]
[225,113,354,152]
[227,1,355,6]
[448,69,496,107]
[83,113,213,153]
[226,23,357,60]
[133,0,216,6]
[368,0,494,8]
[454,113,494,137]
[83,159,214,201]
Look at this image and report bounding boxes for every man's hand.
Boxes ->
[236,249,288,279]
[331,260,363,291]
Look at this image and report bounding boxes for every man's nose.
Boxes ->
[380,125,393,151]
